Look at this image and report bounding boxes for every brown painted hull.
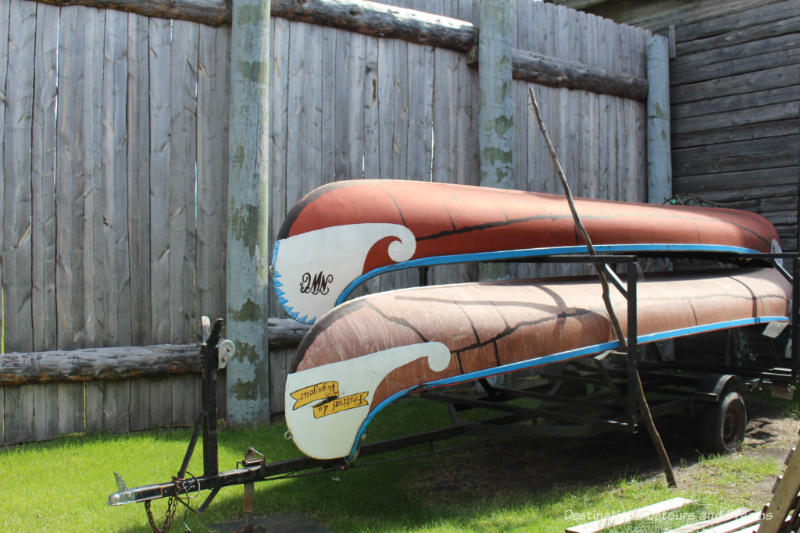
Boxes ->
[273,180,781,324]
[285,268,790,459]
[297,268,789,405]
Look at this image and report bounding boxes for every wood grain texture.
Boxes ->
[0,344,203,385]
[4,385,35,443]
[30,4,59,352]
[127,12,152,346]
[2,0,36,352]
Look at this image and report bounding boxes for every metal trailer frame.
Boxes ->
[108,252,800,531]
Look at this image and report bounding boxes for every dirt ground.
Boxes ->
[408,394,799,507]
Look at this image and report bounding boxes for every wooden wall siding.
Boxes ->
[0,0,649,442]
[667,0,800,251]
[0,5,230,354]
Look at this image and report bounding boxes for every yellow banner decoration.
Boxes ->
[313,392,369,418]
[290,381,339,410]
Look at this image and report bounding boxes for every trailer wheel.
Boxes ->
[700,391,747,454]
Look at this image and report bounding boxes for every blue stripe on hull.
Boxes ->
[335,243,761,305]
[346,314,787,460]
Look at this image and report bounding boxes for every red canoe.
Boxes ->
[272,180,780,324]
[285,267,791,460]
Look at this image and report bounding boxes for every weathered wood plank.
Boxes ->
[673,134,800,176]
[676,0,799,43]
[677,15,800,57]
[2,0,36,352]
[0,344,203,385]
[0,387,4,444]
[269,17,290,318]
[334,30,367,180]
[129,378,152,431]
[170,374,199,426]
[671,64,799,104]
[31,3,59,353]
[673,101,799,135]
[56,382,84,435]
[32,383,59,441]
[127,13,152,346]
[103,9,132,347]
[85,381,103,432]
[197,24,230,324]
[673,119,800,150]
[268,347,293,413]
[566,497,693,533]
[407,42,434,181]
[672,85,799,120]
[671,40,800,86]
[169,20,199,344]
[149,377,173,427]
[0,0,8,353]
[4,385,35,443]
[674,166,799,193]
[83,7,106,348]
[149,18,172,344]
[103,380,131,433]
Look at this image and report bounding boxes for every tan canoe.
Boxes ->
[285,268,791,460]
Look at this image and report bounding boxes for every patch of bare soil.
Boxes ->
[407,395,799,507]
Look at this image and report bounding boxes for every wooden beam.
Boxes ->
[512,48,649,101]
[272,0,475,52]
[0,319,309,386]
[35,0,231,27]
[646,35,672,204]
[0,344,202,385]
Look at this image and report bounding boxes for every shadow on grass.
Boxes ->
[105,394,791,532]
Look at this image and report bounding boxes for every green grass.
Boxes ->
[0,397,786,532]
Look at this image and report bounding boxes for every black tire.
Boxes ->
[700,391,747,454]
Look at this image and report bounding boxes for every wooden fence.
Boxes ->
[0,0,651,444]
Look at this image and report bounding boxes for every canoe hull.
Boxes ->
[285,268,791,460]
[273,180,781,324]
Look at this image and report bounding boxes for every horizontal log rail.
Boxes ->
[33,0,648,100]
[0,318,309,386]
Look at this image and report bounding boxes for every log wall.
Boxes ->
[0,0,650,444]
[574,0,800,251]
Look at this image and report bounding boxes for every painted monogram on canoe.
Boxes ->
[299,272,334,295]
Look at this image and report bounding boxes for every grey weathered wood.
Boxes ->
[31,4,59,353]
[129,378,152,431]
[672,85,799,121]
[334,30,367,180]
[0,387,4,444]
[170,374,199,426]
[672,101,799,135]
[677,15,800,57]
[83,7,106,348]
[272,0,475,52]
[103,9,132,347]
[511,48,648,100]
[226,0,271,425]
[673,119,799,150]
[127,13,152,346]
[103,380,131,433]
[268,347,293,413]
[675,166,799,194]
[56,382,84,435]
[149,377,173,427]
[37,0,231,26]
[671,64,799,104]
[197,24,230,324]
[169,21,199,344]
[673,135,799,176]
[676,0,799,43]
[646,35,672,205]
[268,16,290,318]
[406,41,434,181]
[149,18,172,345]
[85,381,104,432]
[0,344,203,385]
[4,385,35,443]
[2,0,36,352]
[32,384,59,441]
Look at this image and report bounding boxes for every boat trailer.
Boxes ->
[108,253,800,532]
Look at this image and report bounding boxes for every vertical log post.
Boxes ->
[478,0,513,282]
[226,0,271,426]
[646,35,671,205]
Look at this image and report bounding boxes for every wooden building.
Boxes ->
[553,0,800,251]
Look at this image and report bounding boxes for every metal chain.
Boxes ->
[145,495,178,533]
